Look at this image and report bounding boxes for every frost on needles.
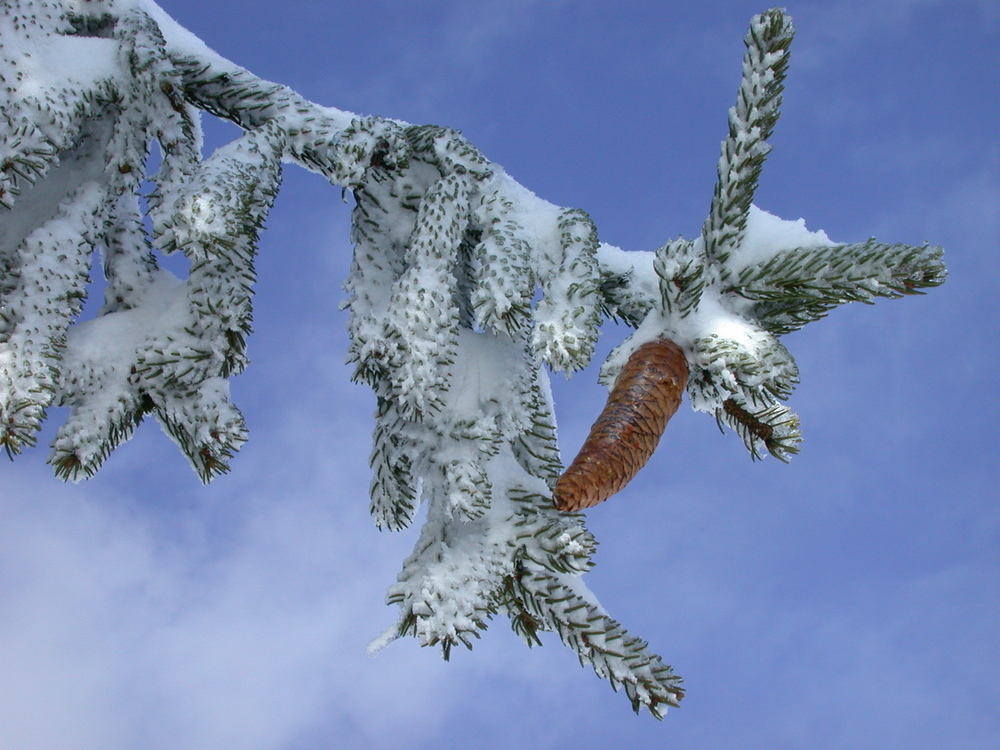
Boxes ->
[0,2,944,717]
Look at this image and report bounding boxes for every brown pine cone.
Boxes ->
[553,337,688,511]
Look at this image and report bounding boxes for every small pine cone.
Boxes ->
[553,337,688,511]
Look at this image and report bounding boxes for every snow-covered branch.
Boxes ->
[0,1,944,717]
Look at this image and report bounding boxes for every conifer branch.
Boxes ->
[1,1,946,720]
[702,8,793,271]
[510,563,684,718]
[727,239,947,335]
[655,237,705,317]
[586,7,944,470]
[532,208,603,374]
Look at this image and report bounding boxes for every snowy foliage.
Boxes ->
[595,10,944,461]
[0,1,944,717]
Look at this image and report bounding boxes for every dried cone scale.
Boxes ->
[553,338,688,511]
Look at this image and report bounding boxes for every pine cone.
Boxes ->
[553,338,688,511]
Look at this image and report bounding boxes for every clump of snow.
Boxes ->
[599,205,838,384]
[62,270,187,372]
[1,28,119,99]
[490,171,563,261]
[596,242,655,281]
[730,205,836,272]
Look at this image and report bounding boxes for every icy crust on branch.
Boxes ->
[597,9,945,461]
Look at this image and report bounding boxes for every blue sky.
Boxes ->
[2,1,998,748]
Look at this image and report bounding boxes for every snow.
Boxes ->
[139,0,233,72]
[686,291,760,349]
[729,204,836,272]
[142,0,357,135]
[596,242,656,282]
[595,204,838,392]
[2,30,119,98]
[62,270,187,372]
[490,171,563,260]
